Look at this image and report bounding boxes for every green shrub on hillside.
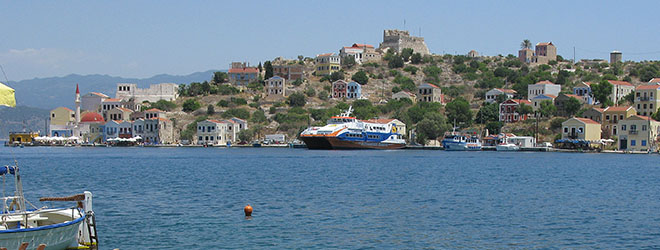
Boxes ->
[182,99,201,112]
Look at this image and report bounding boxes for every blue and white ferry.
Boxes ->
[300,107,406,149]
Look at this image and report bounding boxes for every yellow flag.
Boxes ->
[0,82,16,107]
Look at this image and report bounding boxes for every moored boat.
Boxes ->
[441,134,482,151]
[300,107,406,149]
[0,165,98,250]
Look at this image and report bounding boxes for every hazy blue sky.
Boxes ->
[1,0,659,81]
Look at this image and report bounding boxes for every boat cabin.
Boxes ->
[328,116,356,124]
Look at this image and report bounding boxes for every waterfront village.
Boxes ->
[7,29,660,152]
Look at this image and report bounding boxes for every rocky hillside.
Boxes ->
[164,52,660,144]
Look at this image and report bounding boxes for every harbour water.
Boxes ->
[1,147,659,249]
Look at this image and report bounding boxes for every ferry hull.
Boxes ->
[301,136,405,150]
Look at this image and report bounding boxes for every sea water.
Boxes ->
[1,146,659,249]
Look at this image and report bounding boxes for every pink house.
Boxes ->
[499,99,532,123]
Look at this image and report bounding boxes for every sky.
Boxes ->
[1,0,659,81]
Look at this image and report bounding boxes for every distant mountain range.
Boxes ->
[3,70,220,110]
[0,106,49,139]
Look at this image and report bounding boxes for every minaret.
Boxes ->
[75,84,81,124]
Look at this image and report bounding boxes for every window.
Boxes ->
[631,140,636,146]
[622,125,626,131]
[620,115,623,120]
[606,115,610,120]
[564,127,568,133]
[578,127,584,133]
[642,140,647,146]
[198,136,202,141]
[642,125,647,131]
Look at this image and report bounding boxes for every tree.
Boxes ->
[182,99,201,112]
[149,100,177,111]
[238,129,254,142]
[250,110,267,124]
[287,92,307,107]
[445,97,473,127]
[653,108,660,121]
[351,71,369,85]
[388,55,404,68]
[518,103,533,118]
[563,97,582,117]
[411,53,422,64]
[330,71,344,82]
[475,103,499,124]
[257,62,262,72]
[401,48,414,62]
[342,56,356,68]
[206,104,215,115]
[485,121,504,134]
[415,112,451,144]
[591,80,613,106]
[521,39,532,49]
[305,87,316,97]
[297,55,304,62]
[539,100,557,117]
[264,61,273,79]
[213,71,227,84]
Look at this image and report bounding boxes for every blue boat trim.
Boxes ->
[0,209,85,234]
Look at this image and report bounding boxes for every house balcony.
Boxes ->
[637,97,652,101]
[567,133,578,139]
[629,130,638,135]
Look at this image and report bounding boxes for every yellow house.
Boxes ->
[602,106,636,138]
[315,53,341,76]
[561,117,601,141]
[618,115,660,152]
[49,107,75,126]
[8,132,39,144]
[634,85,660,116]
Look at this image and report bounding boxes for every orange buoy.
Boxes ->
[244,204,253,217]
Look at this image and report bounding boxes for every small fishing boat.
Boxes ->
[0,165,98,250]
[441,133,482,151]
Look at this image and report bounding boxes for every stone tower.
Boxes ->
[379,29,430,55]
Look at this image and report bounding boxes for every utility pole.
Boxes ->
[573,46,576,64]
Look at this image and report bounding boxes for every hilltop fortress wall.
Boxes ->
[379,29,430,55]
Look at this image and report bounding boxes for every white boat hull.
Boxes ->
[0,209,84,250]
[496,144,520,151]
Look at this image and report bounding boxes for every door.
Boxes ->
[620,139,627,150]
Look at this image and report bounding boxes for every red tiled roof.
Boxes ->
[631,115,657,121]
[117,107,133,112]
[151,117,171,122]
[145,108,163,112]
[563,94,581,99]
[57,107,73,112]
[207,119,225,124]
[574,117,600,125]
[90,92,109,98]
[317,53,334,57]
[365,118,397,124]
[103,98,122,102]
[649,78,660,83]
[536,42,553,46]
[636,85,660,90]
[604,106,633,112]
[420,83,440,88]
[593,108,605,113]
[583,82,593,86]
[80,112,103,123]
[496,88,517,94]
[506,99,532,105]
[607,80,633,86]
[228,67,259,74]
[535,80,555,85]
[352,43,374,48]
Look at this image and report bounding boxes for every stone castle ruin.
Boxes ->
[379,29,430,55]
